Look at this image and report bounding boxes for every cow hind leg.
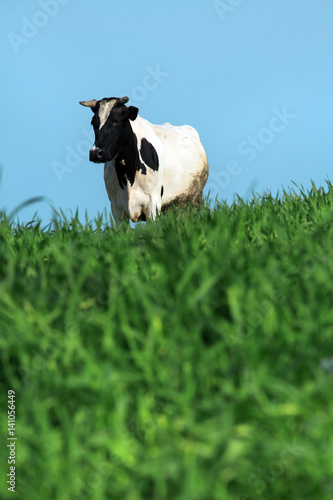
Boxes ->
[194,191,203,206]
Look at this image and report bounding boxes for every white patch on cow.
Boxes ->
[98,99,117,130]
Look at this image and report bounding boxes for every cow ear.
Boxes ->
[128,106,138,121]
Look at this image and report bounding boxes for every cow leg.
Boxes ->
[111,203,129,227]
[145,194,162,222]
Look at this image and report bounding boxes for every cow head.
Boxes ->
[80,96,138,163]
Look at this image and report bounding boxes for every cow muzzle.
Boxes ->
[89,147,106,163]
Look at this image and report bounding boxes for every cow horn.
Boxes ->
[119,96,129,104]
[79,100,98,108]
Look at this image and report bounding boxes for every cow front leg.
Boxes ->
[111,203,129,227]
[145,194,162,222]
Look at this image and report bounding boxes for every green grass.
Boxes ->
[1,182,333,500]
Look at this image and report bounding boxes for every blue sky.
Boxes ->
[1,0,333,224]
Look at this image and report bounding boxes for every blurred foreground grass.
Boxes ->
[1,183,333,500]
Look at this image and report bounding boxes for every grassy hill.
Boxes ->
[1,183,333,500]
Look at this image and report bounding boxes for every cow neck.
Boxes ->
[114,121,140,188]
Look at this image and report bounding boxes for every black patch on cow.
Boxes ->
[161,185,164,197]
[114,134,150,189]
[115,153,138,189]
[114,160,128,189]
[140,138,159,172]
[138,159,146,176]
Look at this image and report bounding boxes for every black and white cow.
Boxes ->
[80,96,209,226]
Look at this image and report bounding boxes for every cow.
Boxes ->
[79,96,209,226]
